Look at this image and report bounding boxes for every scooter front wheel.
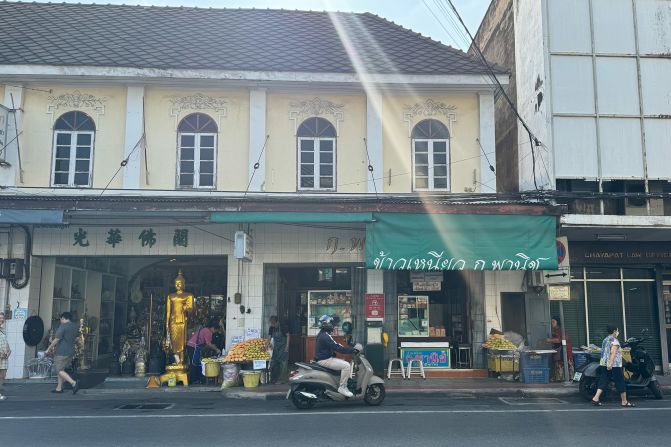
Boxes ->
[291,386,316,410]
[579,376,598,401]
[364,383,386,406]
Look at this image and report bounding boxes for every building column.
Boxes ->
[248,88,267,192]
[366,92,383,193]
[478,92,496,192]
[122,86,144,189]
[0,85,24,187]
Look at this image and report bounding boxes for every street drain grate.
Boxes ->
[499,397,567,405]
[115,403,174,410]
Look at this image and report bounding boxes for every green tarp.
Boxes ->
[210,211,374,223]
[365,213,557,271]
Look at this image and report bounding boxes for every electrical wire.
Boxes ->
[243,135,270,200]
[100,133,145,196]
[361,137,379,200]
[476,138,495,173]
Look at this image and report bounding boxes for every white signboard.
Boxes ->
[548,284,571,301]
[245,328,261,340]
[230,335,244,347]
[253,360,267,370]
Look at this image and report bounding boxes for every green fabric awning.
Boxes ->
[365,213,557,271]
[210,211,374,223]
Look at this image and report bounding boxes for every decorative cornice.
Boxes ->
[403,98,457,137]
[403,98,456,119]
[48,90,106,109]
[290,97,343,117]
[289,97,344,136]
[47,90,106,129]
[169,93,228,115]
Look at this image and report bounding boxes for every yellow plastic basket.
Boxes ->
[241,371,261,388]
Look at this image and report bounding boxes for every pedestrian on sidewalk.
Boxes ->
[186,318,221,384]
[591,325,634,407]
[45,312,80,395]
[546,316,574,382]
[0,311,11,401]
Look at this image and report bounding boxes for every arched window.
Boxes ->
[411,119,450,191]
[297,117,337,190]
[52,111,96,187]
[177,113,217,188]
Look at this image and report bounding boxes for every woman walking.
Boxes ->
[0,311,12,400]
[592,324,634,407]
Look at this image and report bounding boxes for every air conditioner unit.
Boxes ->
[527,270,545,288]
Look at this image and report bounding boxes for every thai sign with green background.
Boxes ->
[365,213,557,271]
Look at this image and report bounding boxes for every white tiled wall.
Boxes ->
[4,319,26,379]
[225,223,365,346]
[484,271,525,335]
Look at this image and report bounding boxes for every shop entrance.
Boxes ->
[395,271,471,370]
[266,265,358,364]
[46,256,227,366]
[501,293,527,338]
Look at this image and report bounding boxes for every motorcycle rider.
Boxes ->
[315,315,357,398]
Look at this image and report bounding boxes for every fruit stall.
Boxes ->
[482,333,556,383]
[202,338,271,388]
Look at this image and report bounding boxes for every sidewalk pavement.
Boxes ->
[4,374,670,401]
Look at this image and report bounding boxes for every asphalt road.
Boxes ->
[1,391,669,447]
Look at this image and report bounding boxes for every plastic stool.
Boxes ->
[406,359,426,379]
[387,358,405,379]
[457,346,472,369]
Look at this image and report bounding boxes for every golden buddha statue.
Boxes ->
[159,271,194,387]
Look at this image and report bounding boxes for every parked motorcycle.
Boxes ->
[287,343,386,409]
[576,329,663,400]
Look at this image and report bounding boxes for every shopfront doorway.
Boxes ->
[43,256,227,365]
[264,264,364,363]
[501,293,527,338]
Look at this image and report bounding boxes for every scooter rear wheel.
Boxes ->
[579,376,598,401]
[291,386,316,410]
[364,384,385,406]
[649,381,664,400]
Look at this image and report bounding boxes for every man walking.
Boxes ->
[46,312,79,394]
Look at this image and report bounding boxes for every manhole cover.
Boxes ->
[499,397,566,405]
[116,403,174,410]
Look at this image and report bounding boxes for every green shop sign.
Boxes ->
[365,213,557,271]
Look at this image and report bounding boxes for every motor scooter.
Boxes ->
[287,343,386,409]
[576,329,663,401]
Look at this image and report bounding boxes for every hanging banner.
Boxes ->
[366,213,558,271]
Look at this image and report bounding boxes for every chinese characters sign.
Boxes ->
[69,227,190,249]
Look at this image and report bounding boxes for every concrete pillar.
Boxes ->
[248,88,267,192]
[366,92,383,193]
[0,85,23,187]
[122,86,144,189]
[479,92,496,192]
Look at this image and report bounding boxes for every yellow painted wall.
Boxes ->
[265,93,368,193]
[143,88,249,191]
[0,85,5,104]
[382,94,481,193]
[19,86,126,188]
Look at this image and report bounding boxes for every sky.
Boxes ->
[41,0,492,50]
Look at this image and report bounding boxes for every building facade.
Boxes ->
[476,0,671,373]
[0,3,559,378]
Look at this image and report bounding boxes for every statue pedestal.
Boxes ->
[159,364,189,387]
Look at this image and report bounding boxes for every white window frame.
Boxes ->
[412,138,450,192]
[297,136,336,191]
[177,132,217,189]
[51,130,95,188]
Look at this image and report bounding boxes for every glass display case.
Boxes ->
[398,295,430,337]
[307,290,352,336]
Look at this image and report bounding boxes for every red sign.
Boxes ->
[365,294,385,321]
